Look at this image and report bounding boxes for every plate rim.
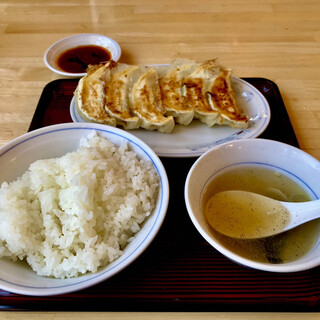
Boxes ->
[70,76,271,157]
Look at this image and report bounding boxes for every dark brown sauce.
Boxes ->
[56,45,111,73]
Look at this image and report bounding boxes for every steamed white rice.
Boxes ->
[0,131,159,279]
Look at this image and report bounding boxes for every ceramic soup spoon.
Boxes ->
[205,190,320,239]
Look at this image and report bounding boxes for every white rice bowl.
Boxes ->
[0,123,169,296]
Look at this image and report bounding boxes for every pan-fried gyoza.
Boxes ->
[74,59,249,133]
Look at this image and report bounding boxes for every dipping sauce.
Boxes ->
[202,165,320,264]
[56,45,111,73]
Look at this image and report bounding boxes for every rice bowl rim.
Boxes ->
[0,122,169,296]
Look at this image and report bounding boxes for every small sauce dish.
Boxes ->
[44,34,121,77]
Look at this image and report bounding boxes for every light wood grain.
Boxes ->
[0,312,319,320]
[1,0,320,157]
[1,0,320,318]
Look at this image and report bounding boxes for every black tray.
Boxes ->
[2,78,318,312]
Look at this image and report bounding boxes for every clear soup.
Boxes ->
[202,165,320,264]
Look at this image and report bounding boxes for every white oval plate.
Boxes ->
[70,77,271,157]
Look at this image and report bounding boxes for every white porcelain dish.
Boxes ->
[185,138,320,273]
[0,123,169,296]
[44,34,121,77]
[70,77,270,157]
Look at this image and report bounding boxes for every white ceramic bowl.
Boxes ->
[44,34,121,77]
[185,138,320,273]
[0,123,169,295]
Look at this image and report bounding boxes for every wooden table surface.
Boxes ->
[1,0,320,319]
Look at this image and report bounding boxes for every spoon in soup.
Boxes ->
[205,190,320,239]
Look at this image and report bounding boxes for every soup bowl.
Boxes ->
[185,138,320,272]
